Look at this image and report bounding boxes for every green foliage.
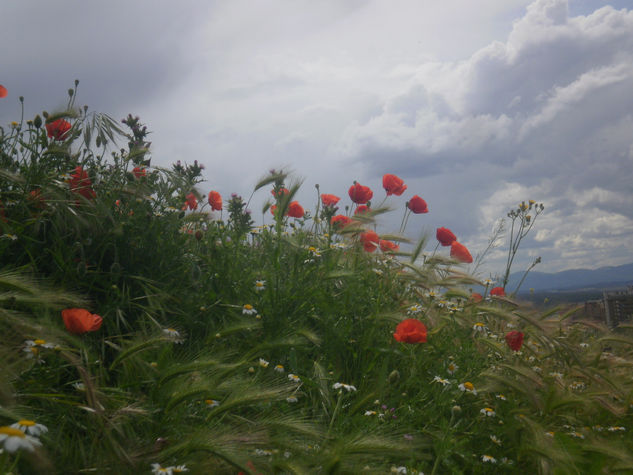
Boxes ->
[0,89,632,474]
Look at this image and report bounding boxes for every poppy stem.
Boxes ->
[398,208,409,234]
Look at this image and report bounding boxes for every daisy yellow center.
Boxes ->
[30,347,39,355]
[474,322,485,327]
[463,382,474,391]
[167,328,176,332]
[17,420,35,426]
[0,426,25,437]
[485,408,493,412]
[448,363,456,370]
[255,282,264,287]
[244,304,253,310]
[34,339,46,345]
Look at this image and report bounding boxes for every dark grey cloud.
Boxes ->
[0,1,208,122]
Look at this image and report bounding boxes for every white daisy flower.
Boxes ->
[204,399,220,408]
[172,465,189,473]
[274,364,284,373]
[151,463,172,474]
[0,426,42,452]
[432,376,450,386]
[288,373,301,383]
[481,454,496,463]
[286,396,298,403]
[407,304,423,315]
[258,358,269,368]
[254,280,266,291]
[162,328,185,343]
[10,420,48,437]
[608,426,626,432]
[332,382,357,392]
[364,410,377,416]
[25,339,55,349]
[458,382,477,395]
[447,362,458,375]
[242,304,257,315]
[472,322,487,332]
[480,407,495,417]
[391,466,407,474]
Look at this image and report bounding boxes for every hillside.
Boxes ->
[506,262,633,293]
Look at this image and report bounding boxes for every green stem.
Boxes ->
[328,393,343,436]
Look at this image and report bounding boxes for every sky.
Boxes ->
[1,0,632,279]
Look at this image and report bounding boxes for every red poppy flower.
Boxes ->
[321,194,340,207]
[61,308,103,334]
[132,166,146,179]
[393,318,427,343]
[471,292,483,303]
[450,241,473,263]
[208,190,222,211]
[348,182,373,204]
[270,204,277,216]
[331,214,352,230]
[382,173,407,196]
[436,227,456,246]
[271,187,289,198]
[379,239,399,252]
[360,230,379,252]
[505,331,524,351]
[183,193,198,210]
[354,205,370,215]
[490,286,505,297]
[0,84,7,98]
[69,166,96,200]
[287,201,304,218]
[407,195,428,214]
[46,118,72,141]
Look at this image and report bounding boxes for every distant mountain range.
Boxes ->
[505,262,633,294]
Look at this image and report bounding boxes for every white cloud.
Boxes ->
[334,0,633,273]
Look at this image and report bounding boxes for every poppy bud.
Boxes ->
[68,88,74,97]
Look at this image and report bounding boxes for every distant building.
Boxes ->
[602,286,633,328]
[582,286,633,327]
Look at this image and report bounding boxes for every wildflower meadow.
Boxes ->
[1,84,632,474]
